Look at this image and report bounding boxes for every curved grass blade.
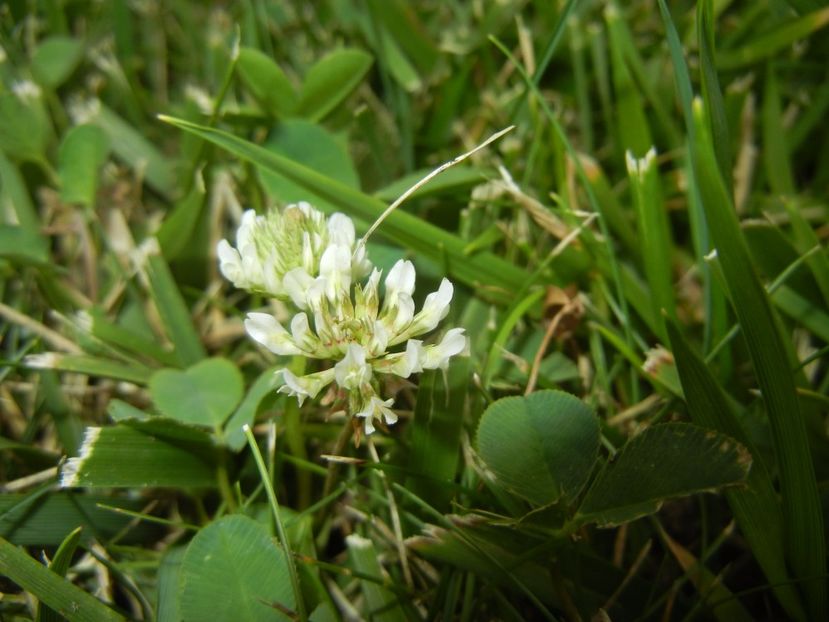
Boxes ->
[158,115,529,305]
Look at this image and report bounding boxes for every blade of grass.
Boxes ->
[60,422,217,488]
[23,353,152,385]
[37,527,83,622]
[605,3,653,158]
[761,65,795,195]
[717,6,829,70]
[690,97,825,619]
[697,0,733,190]
[0,536,126,622]
[626,148,676,340]
[143,245,206,366]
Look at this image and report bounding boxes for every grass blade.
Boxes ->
[717,7,829,70]
[690,97,826,620]
[0,536,125,622]
[143,246,206,367]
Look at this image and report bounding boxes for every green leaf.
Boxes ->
[237,47,297,117]
[0,91,50,163]
[223,367,280,451]
[143,250,207,366]
[0,536,125,622]
[150,358,243,428]
[159,115,529,304]
[31,36,84,89]
[37,527,82,622]
[60,420,217,488]
[476,390,600,506]
[179,515,295,622]
[605,5,652,158]
[576,423,751,526]
[0,151,39,231]
[258,119,360,214]
[58,124,110,207]
[107,399,150,422]
[717,6,829,70]
[0,224,49,265]
[762,66,795,195]
[697,0,733,189]
[156,178,206,261]
[297,48,373,121]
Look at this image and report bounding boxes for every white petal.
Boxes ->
[389,339,424,377]
[290,312,311,347]
[236,210,258,248]
[278,368,335,407]
[217,239,244,285]
[334,343,372,390]
[244,312,301,355]
[320,244,352,301]
[351,243,372,279]
[391,293,415,334]
[354,396,397,435]
[369,320,389,357]
[363,414,376,435]
[282,267,316,309]
[422,328,467,370]
[327,213,356,247]
[409,278,453,336]
[385,259,416,298]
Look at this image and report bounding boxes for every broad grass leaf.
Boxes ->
[577,423,751,526]
[297,48,373,121]
[60,420,217,488]
[476,390,599,506]
[150,358,243,428]
[179,515,295,622]
[258,119,360,215]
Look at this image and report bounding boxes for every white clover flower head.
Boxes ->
[218,203,468,437]
[217,202,366,300]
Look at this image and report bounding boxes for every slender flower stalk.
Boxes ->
[219,202,466,436]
